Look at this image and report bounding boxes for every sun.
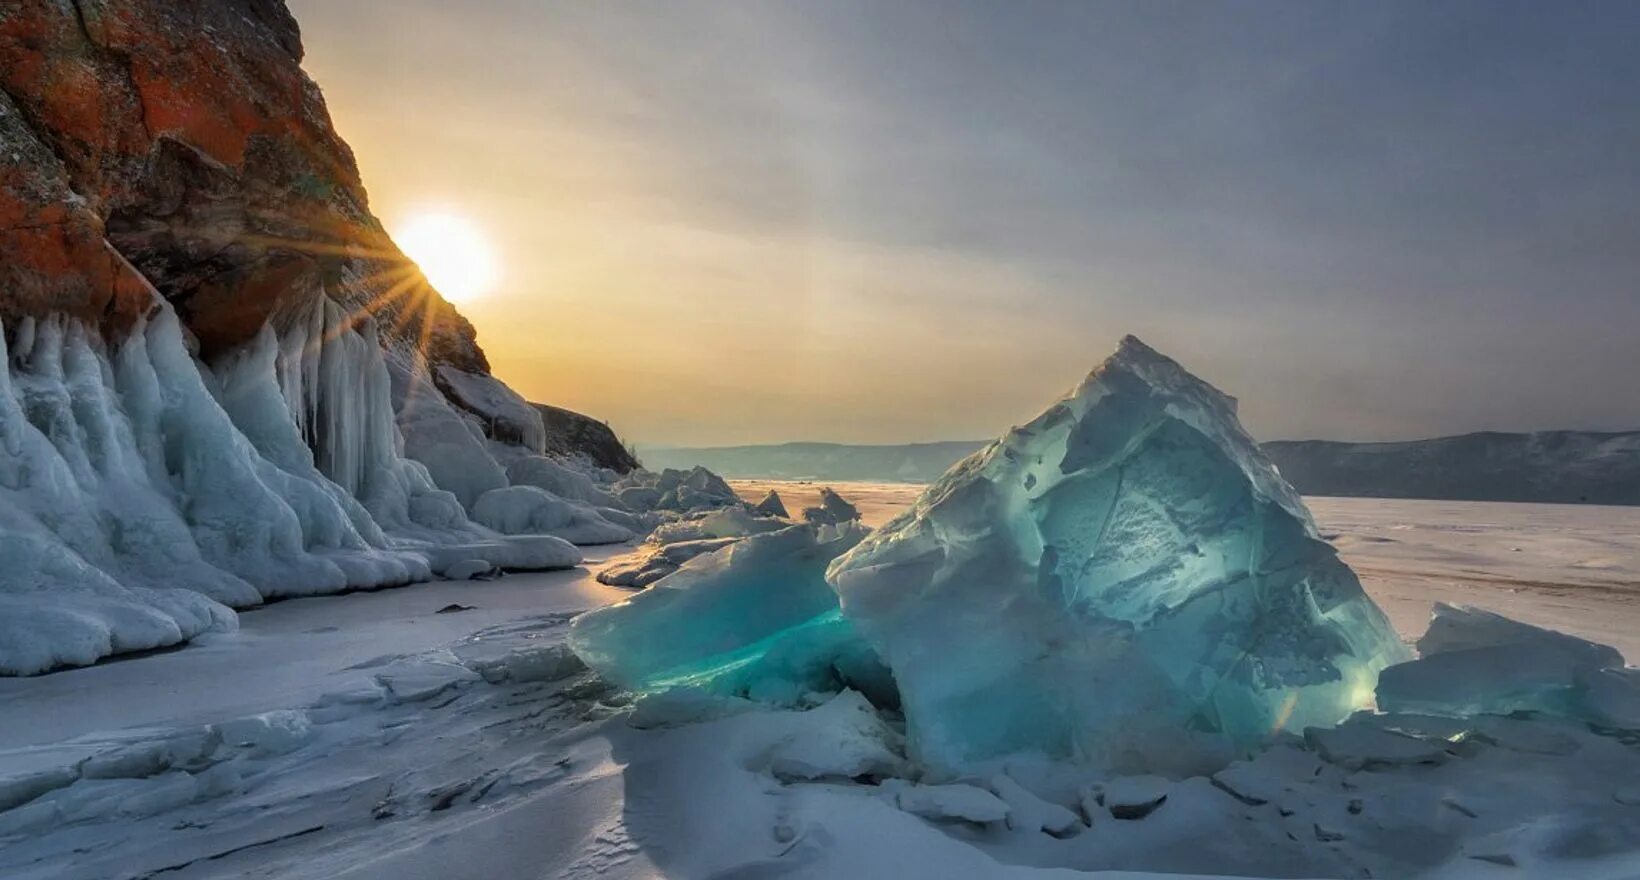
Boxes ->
[391,211,498,304]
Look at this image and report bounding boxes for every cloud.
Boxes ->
[292,0,1640,444]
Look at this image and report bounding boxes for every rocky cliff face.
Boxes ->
[0,0,679,675]
[534,403,641,474]
[0,0,482,368]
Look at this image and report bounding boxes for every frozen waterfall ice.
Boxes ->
[827,336,1410,773]
[0,296,603,675]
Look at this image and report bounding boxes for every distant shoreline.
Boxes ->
[653,430,1640,506]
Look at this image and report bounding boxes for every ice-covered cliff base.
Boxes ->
[0,300,665,675]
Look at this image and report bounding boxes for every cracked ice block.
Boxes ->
[1377,603,1625,719]
[828,336,1409,773]
[569,523,890,704]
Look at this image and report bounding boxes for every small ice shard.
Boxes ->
[650,505,788,544]
[828,336,1408,773]
[802,487,861,525]
[754,489,790,519]
[1377,603,1624,718]
[570,523,890,704]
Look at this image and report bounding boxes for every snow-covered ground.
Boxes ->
[5,495,1640,879]
[1308,497,1640,661]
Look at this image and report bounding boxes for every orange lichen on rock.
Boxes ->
[0,0,484,367]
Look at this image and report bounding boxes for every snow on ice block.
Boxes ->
[991,773,1083,835]
[468,643,586,684]
[420,534,582,573]
[214,710,314,757]
[569,523,890,704]
[649,505,788,544]
[440,558,495,580]
[433,365,548,454]
[1303,718,1453,771]
[828,336,1409,773]
[883,780,1011,824]
[1101,775,1172,820]
[765,690,909,782]
[470,485,631,545]
[373,653,481,704]
[1377,603,1625,718]
[597,536,740,588]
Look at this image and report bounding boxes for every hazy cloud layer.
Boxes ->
[292,0,1640,446]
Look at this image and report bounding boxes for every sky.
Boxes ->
[289,0,1640,448]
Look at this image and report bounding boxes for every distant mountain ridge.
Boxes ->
[642,430,1640,506]
[1261,431,1640,506]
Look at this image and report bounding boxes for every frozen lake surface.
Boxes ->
[4,491,1640,879]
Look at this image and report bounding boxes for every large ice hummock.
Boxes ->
[828,336,1410,772]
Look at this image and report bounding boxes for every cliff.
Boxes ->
[534,403,640,474]
[0,0,481,366]
[0,0,672,675]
